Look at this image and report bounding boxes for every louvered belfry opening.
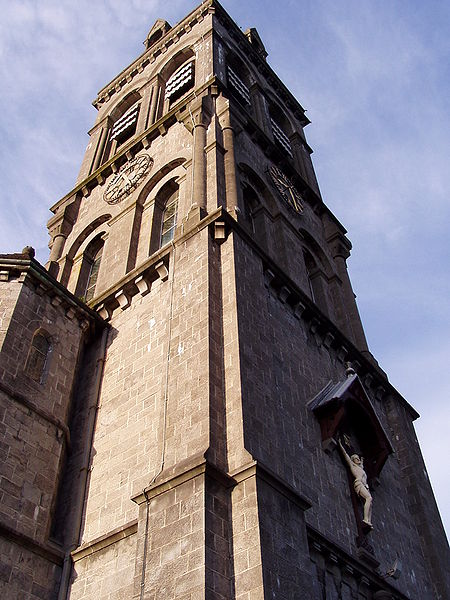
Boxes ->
[110,104,140,145]
[165,61,194,102]
[270,115,293,157]
[227,65,251,105]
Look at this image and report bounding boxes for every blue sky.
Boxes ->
[1,0,449,537]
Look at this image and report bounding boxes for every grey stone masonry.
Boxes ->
[0,250,104,599]
[1,1,449,599]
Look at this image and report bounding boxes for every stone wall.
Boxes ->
[229,229,440,599]
[0,258,102,600]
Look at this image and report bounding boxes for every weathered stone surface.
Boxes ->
[1,2,449,600]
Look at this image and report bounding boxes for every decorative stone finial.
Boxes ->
[22,246,35,259]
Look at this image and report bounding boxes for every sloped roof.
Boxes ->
[308,373,359,412]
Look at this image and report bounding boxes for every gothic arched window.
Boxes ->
[25,330,52,383]
[76,236,105,303]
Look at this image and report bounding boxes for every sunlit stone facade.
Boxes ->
[1,2,449,599]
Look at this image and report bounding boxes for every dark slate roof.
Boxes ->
[308,374,358,411]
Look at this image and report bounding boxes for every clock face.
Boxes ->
[103,154,153,205]
[269,165,304,214]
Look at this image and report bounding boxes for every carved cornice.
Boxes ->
[230,460,312,511]
[90,206,224,320]
[0,253,105,333]
[131,451,311,513]
[71,520,138,562]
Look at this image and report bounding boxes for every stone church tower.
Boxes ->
[0,2,449,599]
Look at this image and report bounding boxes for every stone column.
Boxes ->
[222,111,238,212]
[136,83,152,133]
[46,233,67,277]
[148,76,163,125]
[91,123,110,173]
[250,83,271,136]
[192,114,207,212]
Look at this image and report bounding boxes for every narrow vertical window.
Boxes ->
[85,245,103,302]
[160,191,178,247]
[25,331,51,383]
[242,185,260,233]
[303,249,318,302]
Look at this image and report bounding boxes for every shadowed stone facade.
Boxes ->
[0,2,449,599]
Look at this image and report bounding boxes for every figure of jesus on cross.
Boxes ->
[338,437,373,529]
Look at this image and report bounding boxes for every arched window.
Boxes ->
[25,330,52,383]
[159,49,196,114]
[160,189,178,247]
[242,184,260,233]
[303,249,319,302]
[165,61,195,105]
[84,244,103,302]
[149,181,179,255]
[303,248,328,315]
[110,102,140,147]
[101,92,142,163]
[75,236,105,302]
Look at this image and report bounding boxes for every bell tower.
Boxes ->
[1,2,448,599]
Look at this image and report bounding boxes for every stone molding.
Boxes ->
[131,452,311,514]
[230,460,312,512]
[71,520,138,563]
[0,254,105,334]
[131,452,233,506]
[0,521,64,566]
[91,206,224,320]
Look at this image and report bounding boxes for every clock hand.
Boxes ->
[277,179,290,188]
[288,187,303,212]
[122,173,132,186]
